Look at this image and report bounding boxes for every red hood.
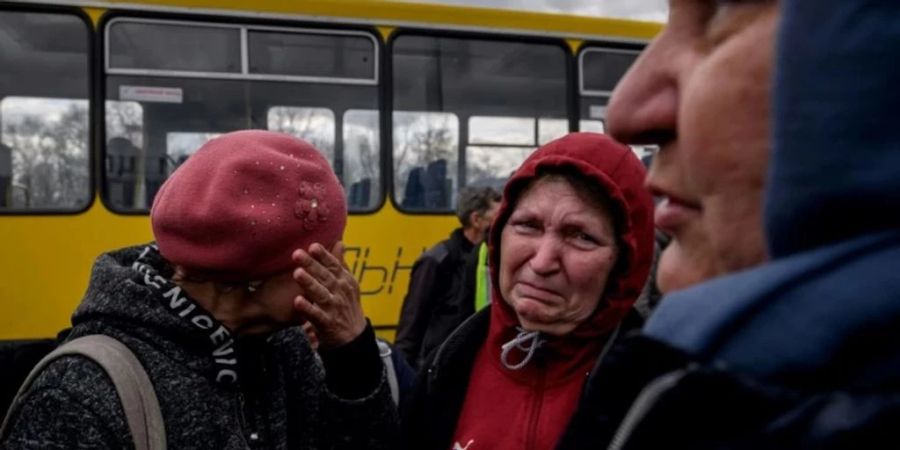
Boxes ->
[488,132,655,343]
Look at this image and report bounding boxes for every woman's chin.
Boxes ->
[513,307,572,336]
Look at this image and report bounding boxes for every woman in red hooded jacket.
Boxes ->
[401,132,655,450]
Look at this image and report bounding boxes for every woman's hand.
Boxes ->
[291,241,366,349]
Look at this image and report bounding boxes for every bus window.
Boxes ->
[108,21,242,74]
[577,47,655,165]
[166,132,223,171]
[538,118,568,145]
[466,145,532,190]
[577,47,638,127]
[579,119,605,134]
[465,116,569,190]
[0,97,89,210]
[0,11,90,212]
[470,116,534,146]
[104,18,380,212]
[343,109,380,210]
[105,100,145,208]
[392,35,568,212]
[248,30,376,82]
[268,107,336,162]
[393,111,459,210]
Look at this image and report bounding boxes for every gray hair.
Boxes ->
[457,186,501,227]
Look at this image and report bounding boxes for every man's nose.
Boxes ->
[606,34,678,146]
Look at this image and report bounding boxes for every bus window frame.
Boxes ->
[105,17,379,86]
[97,9,386,216]
[0,3,96,216]
[577,46,641,98]
[387,27,575,216]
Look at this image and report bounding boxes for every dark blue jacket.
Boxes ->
[557,1,900,448]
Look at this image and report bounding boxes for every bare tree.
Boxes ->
[268,107,335,161]
[2,101,89,209]
[392,113,456,200]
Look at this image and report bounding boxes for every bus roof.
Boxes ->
[53,0,661,41]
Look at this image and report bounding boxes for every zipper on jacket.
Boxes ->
[236,389,271,449]
[606,368,690,450]
[235,391,254,447]
[525,363,547,450]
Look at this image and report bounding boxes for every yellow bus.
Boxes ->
[0,0,660,341]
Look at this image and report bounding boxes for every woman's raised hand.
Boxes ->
[291,241,366,349]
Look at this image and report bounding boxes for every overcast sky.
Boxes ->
[420,0,668,22]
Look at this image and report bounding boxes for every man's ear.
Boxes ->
[468,210,481,227]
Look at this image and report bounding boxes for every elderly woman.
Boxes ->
[401,132,655,450]
[0,130,396,449]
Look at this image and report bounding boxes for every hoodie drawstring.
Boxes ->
[500,328,545,370]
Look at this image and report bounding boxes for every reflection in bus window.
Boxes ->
[105,101,145,208]
[392,35,568,211]
[104,18,380,212]
[538,118,568,145]
[0,97,89,210]
[469,116,534,146]
[343,109,380,210]
[0,10,89,211]
[267,107,335,161]
[166,132,223,171]
[464,116,568,191]
[107,101,144,148]
[579,119,605,134]
[393,111,459,210]
[466,146,534,190]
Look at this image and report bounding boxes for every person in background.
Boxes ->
[0,130,397,449]
[395,186,501,369]
[558,0,900,448]
[458,239,493,318]
[402,132,655,450]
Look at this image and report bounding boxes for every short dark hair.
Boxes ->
[457,186,501,227]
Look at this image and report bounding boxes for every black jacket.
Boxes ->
[1,244,398,450]
[556,332,900,450]
[401,308,645,450]
[395,228,475,369]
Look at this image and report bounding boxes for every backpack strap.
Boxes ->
[376,340,400,406]
[0,335,166,450]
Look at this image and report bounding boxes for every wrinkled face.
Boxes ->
[607,0,778,293]
[499,177,619,336]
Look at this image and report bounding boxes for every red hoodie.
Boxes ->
[450,133,654,450]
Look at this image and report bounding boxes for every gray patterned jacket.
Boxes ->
[1,244,398,450]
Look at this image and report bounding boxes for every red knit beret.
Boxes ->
[150,130,347,282]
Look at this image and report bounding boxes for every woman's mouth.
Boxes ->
[515,281,562,303]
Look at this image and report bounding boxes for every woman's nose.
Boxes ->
[606,33,679,146]
[528,236,561,275]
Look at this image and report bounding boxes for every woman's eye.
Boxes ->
[573,232,599,245]
[512,220,540,233]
